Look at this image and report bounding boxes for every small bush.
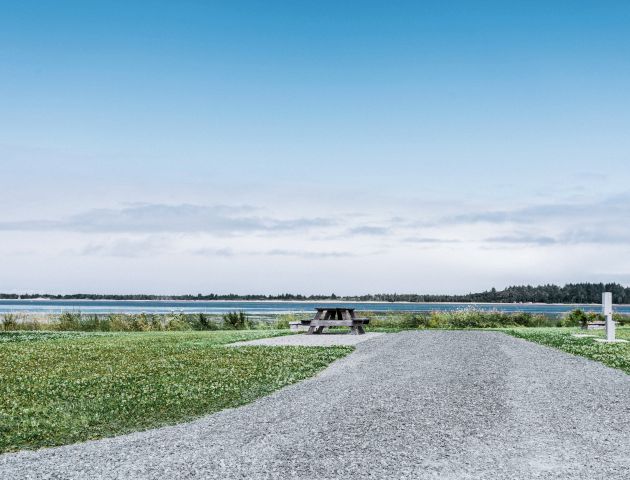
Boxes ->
[1,314,19,331]
[560,310,605,328]
[222,311,253,330]
[99,316,112,332]
[196,313,209,330]
[561,309,587,328]
[78,315,99,331]
[58,312,82,331]
[192,313,220,330]
[273,314,292,329]
[106,314,129,331]
[272,313,310,330]
[166,313,193,331]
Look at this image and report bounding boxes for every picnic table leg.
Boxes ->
[349,324,365,335]
[307,326,316,334]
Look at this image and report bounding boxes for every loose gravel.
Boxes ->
[231,332,384,347]
[1,331,629,480]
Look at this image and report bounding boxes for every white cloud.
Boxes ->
[0,203,336,235]
[347,226,390,236]
[80,237,169,257]
[1,191,630,293]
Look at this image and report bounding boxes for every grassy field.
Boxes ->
[0,330,352,453]
[506,326,630,374]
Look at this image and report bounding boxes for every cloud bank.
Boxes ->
[0,203,335,235]
[2,194,630,248]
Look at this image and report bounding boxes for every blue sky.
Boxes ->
[1,1,629,294]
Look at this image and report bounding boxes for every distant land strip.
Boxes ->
[1,283,629,304]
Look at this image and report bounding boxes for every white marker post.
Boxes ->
[595,292,627,343]
[603,292,614,342]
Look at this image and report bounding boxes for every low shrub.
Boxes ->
[222,311,254,330]
[1,313,19,331]
[273,314,292,329]
[57,312,81,330]
[365,309,558,330]
[614,313,630,326]
[166,313,193,331]
[560,309,605,328]
[194,313,220,330]
[272,313,311,329]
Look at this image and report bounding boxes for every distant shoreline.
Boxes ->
[3,283,628,306]
[1,299,627,306]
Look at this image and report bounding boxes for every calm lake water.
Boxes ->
[1,300,629,316]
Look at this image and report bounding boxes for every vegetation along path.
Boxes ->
[1,331,629,479]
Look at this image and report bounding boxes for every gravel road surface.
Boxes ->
[1,331,629,479]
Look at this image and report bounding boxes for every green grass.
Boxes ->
[0,330,352,453]
[505,326,630,374]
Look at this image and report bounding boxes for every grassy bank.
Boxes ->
[0,311,266,332]
[7,309,629,333]
[505,327,630,374]
[0,330,352,453]
[363,309,628,330]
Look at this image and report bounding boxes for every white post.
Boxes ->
[603,292,614,342]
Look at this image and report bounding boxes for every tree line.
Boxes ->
[1,283,628,304]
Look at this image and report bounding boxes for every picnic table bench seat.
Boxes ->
[585,321,606,330]
[300,318,369,326]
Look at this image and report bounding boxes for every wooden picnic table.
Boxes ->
[301,307,369,335]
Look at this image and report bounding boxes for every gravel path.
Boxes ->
[231,332,384,346]
[2,331,629,480]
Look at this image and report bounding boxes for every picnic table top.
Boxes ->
[315,307,355,311]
